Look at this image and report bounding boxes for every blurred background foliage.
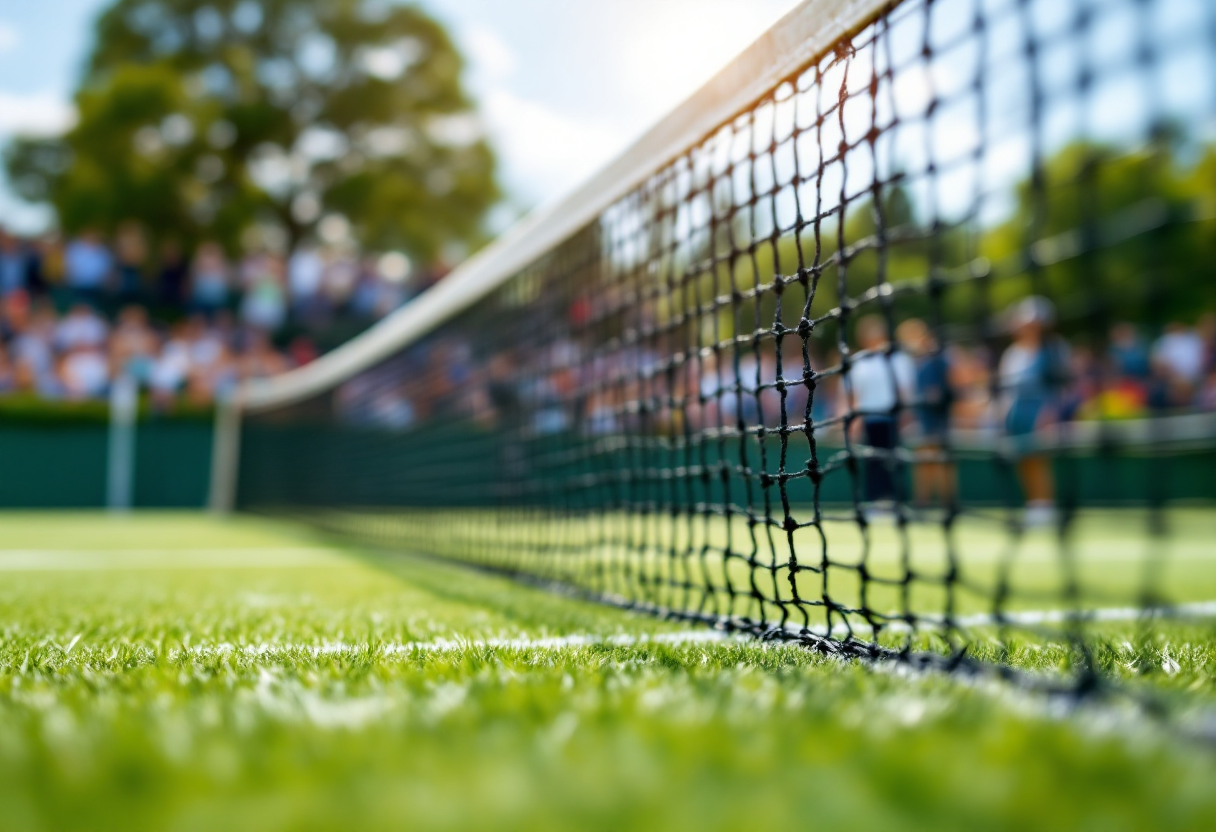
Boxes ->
[669,132,1216,346]
[4,0,501,265]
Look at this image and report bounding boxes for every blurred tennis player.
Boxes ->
[897,318,955,509]
[846,315,915,513]
[998,296,1070,527]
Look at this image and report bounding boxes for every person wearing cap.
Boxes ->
[997,295,1070,527]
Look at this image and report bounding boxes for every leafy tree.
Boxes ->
[978,134,1216,330]
[646,130,1214,356]
[5,0,500,260]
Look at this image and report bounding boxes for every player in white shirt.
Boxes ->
[845,315,915,507]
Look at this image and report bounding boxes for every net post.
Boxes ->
[208,390,242,515]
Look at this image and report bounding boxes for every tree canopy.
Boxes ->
[5,0,501,260]
[667,132,1215,347]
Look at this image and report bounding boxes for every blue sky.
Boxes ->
[0,0,802,234]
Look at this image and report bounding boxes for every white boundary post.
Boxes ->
[208,393,242,514]
[106,374,138,512]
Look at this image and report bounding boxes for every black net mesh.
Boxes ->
[239,0,1216,679]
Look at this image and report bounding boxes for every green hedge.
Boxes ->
[0,394,213,426]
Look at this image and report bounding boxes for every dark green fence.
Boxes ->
[6,415,1203,511]
[0,420,214,508]
[239,421,1216,511]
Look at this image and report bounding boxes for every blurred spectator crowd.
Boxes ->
[337,302,1216,439]
[0,223,428,408]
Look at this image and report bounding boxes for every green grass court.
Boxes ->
[321,506,1216,625]
[2,512,1215,831]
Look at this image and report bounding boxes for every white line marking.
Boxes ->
[177,630,741,658]
[0,548,340,571]
[955,601,1216,628]
[784,600,1216,638]
[0,548,333,555]
[164,602,1216,659]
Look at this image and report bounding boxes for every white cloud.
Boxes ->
[0,22,18,54]
[481,88,623,206]
[456,21,619,206]
[460,0,801,209]
[429,1,802,213]
[463,25,516,81]
[0,90,76,137]
[616,0,801,118]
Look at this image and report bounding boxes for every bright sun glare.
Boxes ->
[619,0,802,115]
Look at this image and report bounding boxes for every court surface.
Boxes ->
[1,511,1214,831]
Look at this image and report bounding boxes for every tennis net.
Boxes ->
[225,0,1216,684]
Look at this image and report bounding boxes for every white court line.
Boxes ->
[0,548,340,571]
[166,601,1216,659]
[178,629,741,658]
[0,548,334,555]
[955,601,1216,629]
[780,600,1216,639]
